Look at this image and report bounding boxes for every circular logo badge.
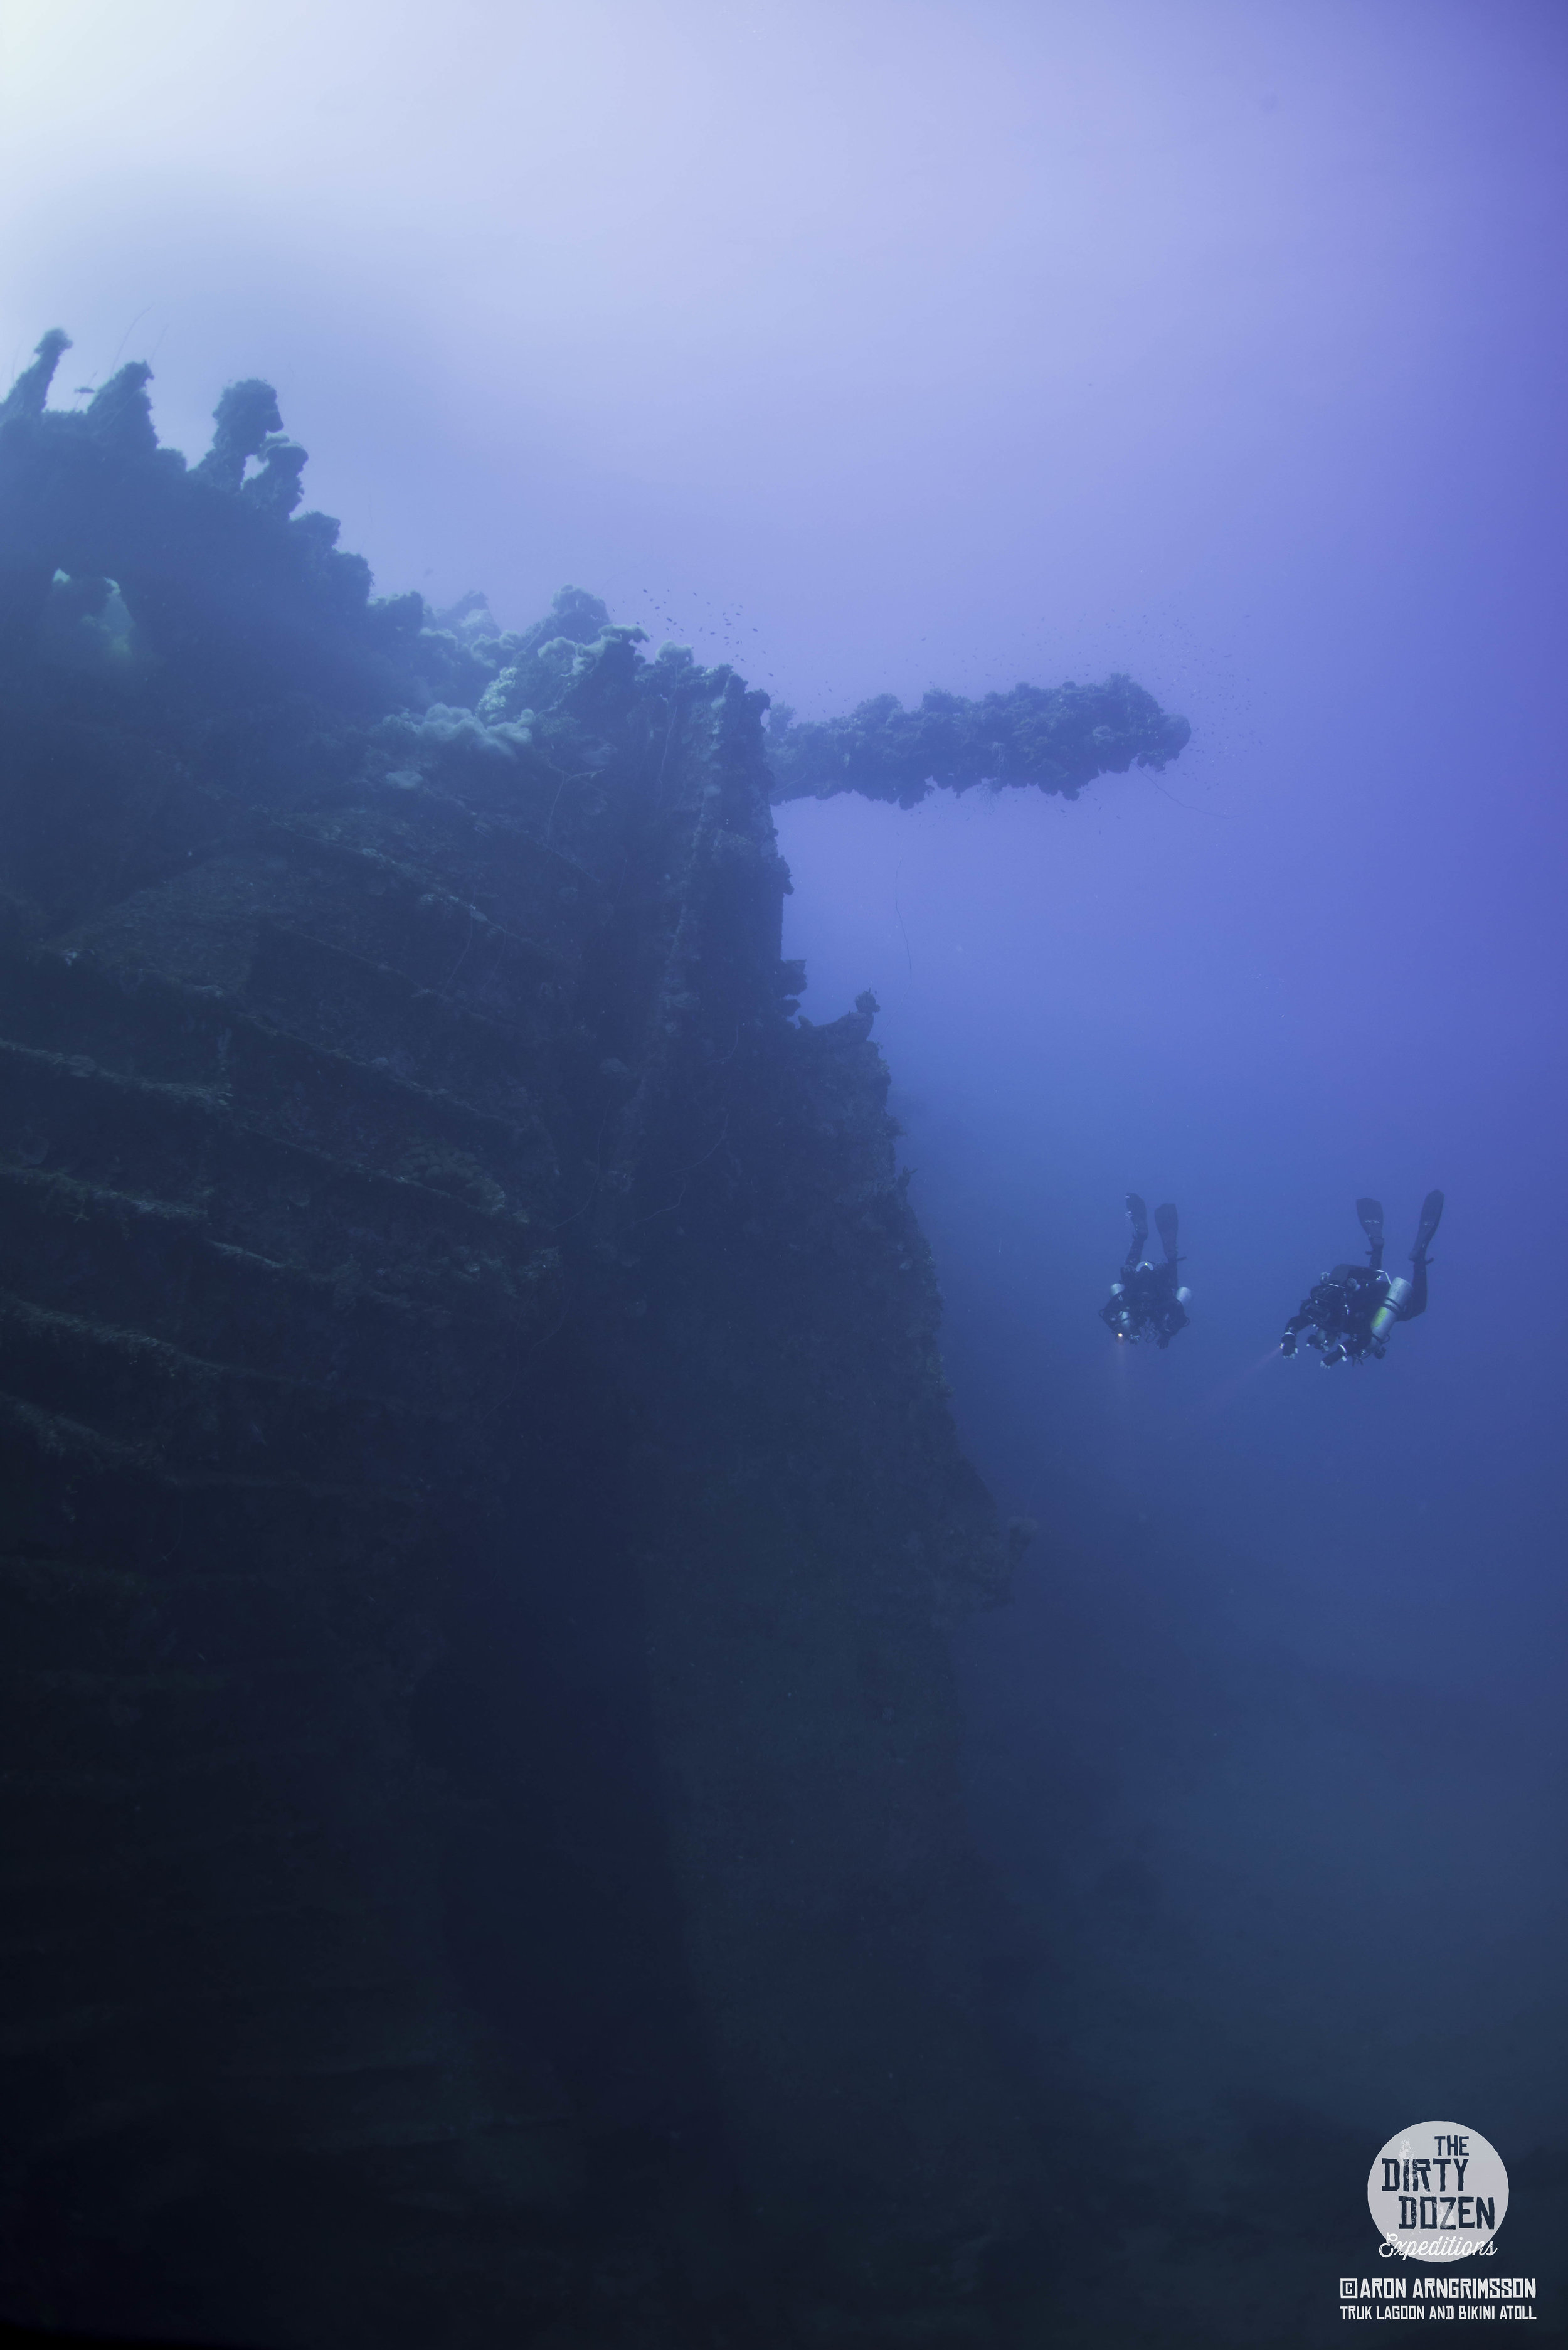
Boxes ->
[1367,2122,1508,2262]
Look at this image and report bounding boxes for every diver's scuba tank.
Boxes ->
[1368,1277,1411,1347]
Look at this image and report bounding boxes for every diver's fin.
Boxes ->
[1355,1197,1384,1247]
[1412,1188,1444,1258]
[1125,1192,1148,1241]
[1154,1202,1179,1262]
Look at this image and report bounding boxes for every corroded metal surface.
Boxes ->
[0,339,1071,2346]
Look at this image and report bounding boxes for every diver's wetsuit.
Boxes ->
[1101,1194,1190,1349]
[1281,1191,1443,1366]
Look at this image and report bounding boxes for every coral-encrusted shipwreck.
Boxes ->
[0,334,1186,2347]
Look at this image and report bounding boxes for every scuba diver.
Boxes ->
[1281,1191,1444,1366]
[1100,1193,1191,1348]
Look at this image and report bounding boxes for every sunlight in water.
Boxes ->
[1187,1344,1286,1422]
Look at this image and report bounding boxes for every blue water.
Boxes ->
[776,679,1568,2299]
[13,0,1567,2324]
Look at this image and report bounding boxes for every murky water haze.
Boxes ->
[778,646,1568,2300]
[6,0,1567,2329]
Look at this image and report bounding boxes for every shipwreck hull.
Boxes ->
[0,344,1057,2346]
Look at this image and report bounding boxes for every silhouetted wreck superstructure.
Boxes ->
[0,334,1188,2347]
